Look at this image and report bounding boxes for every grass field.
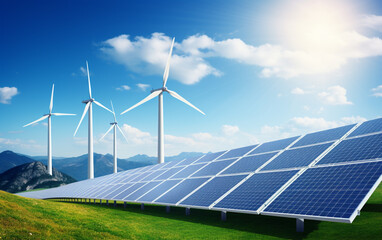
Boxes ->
[0,184,381,240]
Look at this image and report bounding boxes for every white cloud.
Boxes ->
[136,83,150,91]
[80,66,87,76]
[0,87,18,104]
[222,125,239,136]
[371,85,382,97]
[361,15,382,32]
[291,87,306,95]
[318,85,352,105]
[116,85,131,91]
[291,116,366,131]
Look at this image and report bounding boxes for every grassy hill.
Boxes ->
[0,184,381,239]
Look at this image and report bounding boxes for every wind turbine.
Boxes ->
[23,84,75,175]
[100,101,129,173]
[120,37,205,164]
[74,61,112,179]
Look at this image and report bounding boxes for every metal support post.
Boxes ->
[185,208,191,216]
[221,211,227,221]
[296,218,304,232]
[166,206,170,213]
[114,200,117,207]
[124,202,127,208]
[141,203,144,210]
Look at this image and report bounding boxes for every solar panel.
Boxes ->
[251,136,299,154]
[318,133,382,165]
[194,151,226,163]
[180,175,247,207]
[214,170,298,211]
[216,145,257,160]
[170,163,207,179]
[261,143,332,171]
[137,179,182,202]
[221,152,277,175]
[16,117,382,226]
[191,159,236,177]
[123,181,162,201]
[348,118,382,137]
[155,177,210,204]
[292,124,355,147]
[263,161,382,221]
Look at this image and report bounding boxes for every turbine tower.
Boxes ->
[100,101,129,173]
[23,84,75,175]
[120,37,205,164]
[74,61,112,179]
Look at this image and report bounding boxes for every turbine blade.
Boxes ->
[74,102,90,136]
[86,61,92,98]
[93,100,112,113]
[167,89,205,115]
[49,84,54,113]
[51,113,76,116]
[100,125,114,141]
[110,100,116,122]
[120,90,161,115]
[163,37,175,88]
[23,115,49,127]
[117,125,129,143]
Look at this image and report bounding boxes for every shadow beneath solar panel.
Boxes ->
[57,200,321,239]
[362,204,382,212]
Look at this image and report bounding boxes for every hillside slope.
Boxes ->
[0,150,34,173]
[0,184,381,240]
[0,161,76,193]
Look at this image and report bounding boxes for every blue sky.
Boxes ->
[1,0,382,158]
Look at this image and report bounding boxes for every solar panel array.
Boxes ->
[18,118,382,223]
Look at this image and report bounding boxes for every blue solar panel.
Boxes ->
[293,124,354,147]
[170,163,207,179]
[112,182,146,200]
[121,173,141,183]
[318,133,382,165]
[104,183,133,199]
[155,177,210,204]
[194,151,226,163]
[214,170,298,211]
[129,171,153,182]
[161,159,183,169]
[264,161,382,219]
[221,152,278,175]
[176,156,203,166]
[154,166,185,180]
[137,179,182,202]
[349,118,382,137]
[180,175,247,207]
[124,181,162,201]
[262,143,332,171]
[97,184,124,198]
[140,169,168,182]
[216,145,257,160]
[191,159,236,177]
[251,136,299,154]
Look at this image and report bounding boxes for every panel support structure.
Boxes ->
[221,211,227,221]
[141,203,144,210]
[124,202,127,208]
[114,200,117,207]
[186,207,191,216]
[166,206,170,213]
[296,218,304,232]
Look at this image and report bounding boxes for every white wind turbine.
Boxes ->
[74,61,112,179]
[120,37,205,164]
[100,101,129,173]
[23,84,75,175]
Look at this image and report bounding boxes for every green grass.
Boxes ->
[0,184,381,240]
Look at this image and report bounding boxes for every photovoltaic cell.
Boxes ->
[180,175,247,207]
[261,143,332,171]
[191,159,236,177]
[170,163,207,179]
[221,152,278,175]
[214,170,298,211]
[251,136,299,154]
[176,156,203,166]
[293,124,354,147]
[97,184,124,198]
[194,151,226,163]
[123,181,162,201]
[137,179,182,202]
[349,118,382,137]
[104,183,133,199]
[154,166,184,180]
[264,161,382,219]
[161,159,183,169]
[216,145,257,160]
[112,182,146,200]
[155,177,210,204]
[318,133,382,165]
[140,169,168,182]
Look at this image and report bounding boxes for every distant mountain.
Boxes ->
[0,150,34,173]
[0,161,76,193]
